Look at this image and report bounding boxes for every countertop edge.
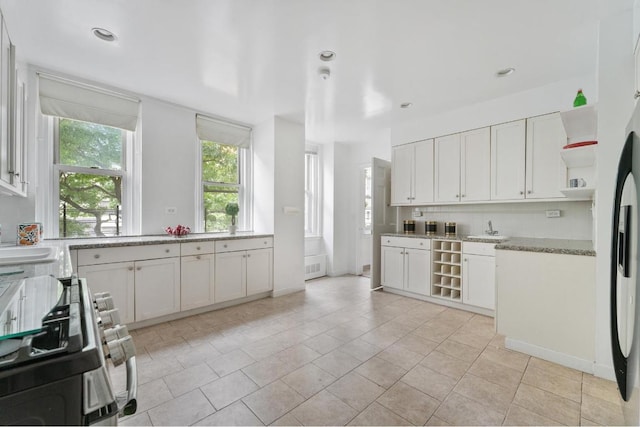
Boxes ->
[56,233,275,250]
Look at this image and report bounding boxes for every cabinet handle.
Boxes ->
[461,194,465,198]
[519,191,524,195]
[264,241,267,245]
[165,249,170,253]
[128,266,134,271]
[527,190,532,194]
[224,244,228,248]
[387,240,390,243]
[455,194,459,198]
[247,254,251,257]
[196,255,201,260]
[136,267,141,271]
[94,254,100,259]
[419,242,423,246]
[635,90,640,99]
[196,246,201,250]
[464,258,468,262]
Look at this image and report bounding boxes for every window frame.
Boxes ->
[50,117,134,238]
[197,138,252,233]
[304,148,321,237]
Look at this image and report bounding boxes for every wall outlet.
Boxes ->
[165,207,177,215]
[546,210,561,218]
[412,209,423,218]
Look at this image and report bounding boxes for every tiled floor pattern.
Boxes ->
[112,275,625,426]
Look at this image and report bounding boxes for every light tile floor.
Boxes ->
[113,275,625,426]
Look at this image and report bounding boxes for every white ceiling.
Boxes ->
[0,0,608,143]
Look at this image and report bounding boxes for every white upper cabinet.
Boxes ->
[491,119,526,200]
[525,113,567,199]
[391,139,434,205]
[435,134,461,203]
[460,127,491,202]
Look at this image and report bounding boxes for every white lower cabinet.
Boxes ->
[78,262,136,324]
[180,254,215,311]
[215,238,274,303]
[462,242,496,310]
[381,237,431,296]
[134,258,181,321]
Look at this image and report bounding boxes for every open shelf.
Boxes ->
[560,187,595,199]
[560,144,596,168]
[431,239,462,302]
[560,104,597,144]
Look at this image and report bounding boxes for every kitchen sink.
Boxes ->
[466,235,509,241]
[0,246,59,266]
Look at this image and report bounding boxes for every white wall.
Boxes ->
[594,2,636,379]
[272,117,305,295]
[253,119,275,234]
[139,98,197,234]
[399,201,593,240]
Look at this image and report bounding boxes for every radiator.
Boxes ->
[305,254,327,280]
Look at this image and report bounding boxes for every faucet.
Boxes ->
[485,220,499,236]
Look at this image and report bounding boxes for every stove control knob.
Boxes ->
[102,324,129,344]
[106,335,136,366]
[99,308,121,328]
[93,292,112,300]
[95,296,115,311]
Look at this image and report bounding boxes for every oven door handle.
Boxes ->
[116,356,137,416]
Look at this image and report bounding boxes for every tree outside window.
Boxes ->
[202,141,242,232]
[56,118,125,237]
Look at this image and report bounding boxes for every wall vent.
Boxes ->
[305,254,327,281]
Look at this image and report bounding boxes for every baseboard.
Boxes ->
[593,363,616,381]
[383,287,495,317]
[271,285,305,297]
[327,269,349,277]
[505,337,595,374]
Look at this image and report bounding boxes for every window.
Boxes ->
[201,141,248,232]
[363,166,372,234]
[55,118,130,237]
[196,114,252,233]
[305,150,320,236]
[38,73,140,238]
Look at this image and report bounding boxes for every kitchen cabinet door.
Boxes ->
[134,257,180,321]
[413,139,435,204]
[246,248,273,295]
[435,134,461,202]
[79,262,135,324]
[461,127,491,202]
[462,254,495,310]
[181,254,215,311]
[215,251,246,303]
[391,144,414,205]
[405,248,430,295]
[491,120,526,200]
[525,113,567,199]
[0,21,10,186]
[381,245,404,290]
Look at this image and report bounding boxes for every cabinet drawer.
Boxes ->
[463,241,496,256]
[215,237,273,253]
[381,236,431,250]
[181,241,215,256]
[77,243,181,266]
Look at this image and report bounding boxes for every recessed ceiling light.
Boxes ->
[400,102,413,109]
[319,51,336,62]
[92,27,116,42]
[496,67,516,77]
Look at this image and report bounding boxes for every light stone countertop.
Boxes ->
[381,233,595,256]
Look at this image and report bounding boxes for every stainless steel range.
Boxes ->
[0,275,137,425]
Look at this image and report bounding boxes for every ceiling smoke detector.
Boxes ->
[319,67,331,80]
[92,27,116,42]
[319,51,336,62]
[400,102,413,109]
[496,67,515,77]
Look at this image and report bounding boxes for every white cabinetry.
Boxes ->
[215,238,273,303]
[431,240,462,301]
[180,242,215,311]
[391,139,434,205]
[381,236,431,296]
[78,262,135,324]
[460,127,491,202]
[525,113,567,199]
[462,242,495,310]
[491,120,526,200]
[434,134,461,203]
[77,243,181,323]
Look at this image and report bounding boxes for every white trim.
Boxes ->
[505,337,595,374]
[593,363,616,381]
[271,286,305,298]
